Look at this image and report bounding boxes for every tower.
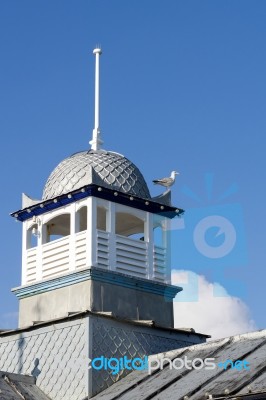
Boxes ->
[5,48,208,399]
[11,48,184,328]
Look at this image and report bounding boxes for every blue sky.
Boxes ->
[0,0,265,331]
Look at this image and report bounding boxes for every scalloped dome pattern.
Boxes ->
[42,150,151,200]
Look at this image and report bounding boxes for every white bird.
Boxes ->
[153,171,179,188]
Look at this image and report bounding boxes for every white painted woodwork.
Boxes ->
[145,212,154,280]
[22,197,169,285]
[75,231,87,269]
[89,48,103,151]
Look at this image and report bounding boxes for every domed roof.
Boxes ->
[42,150,151,200]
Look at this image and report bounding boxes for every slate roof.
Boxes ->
[0,371,51,400]
[91,329,266,400]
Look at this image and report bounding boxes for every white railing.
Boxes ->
[75,231,87,269]
[116,235,148,278]
[25,248,37,283]
[97,230,110,269]
[24,230,167,284]
[153,245,167,281]
[42,236,70,279]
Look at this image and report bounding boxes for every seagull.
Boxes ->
[153,171,179,188]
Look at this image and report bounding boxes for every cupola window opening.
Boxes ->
[115,204,145,240]
[97,206,107,231]
[76,206,87,233]
[43,214,70,243]
[153,225,163,247]
[153,215,165,248]
[26,223,38,249]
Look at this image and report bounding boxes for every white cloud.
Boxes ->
[172,270,257,340]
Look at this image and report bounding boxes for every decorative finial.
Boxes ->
[89,46,103,151]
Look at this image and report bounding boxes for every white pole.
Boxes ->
[94,48,100,132]
[90,47,103,151]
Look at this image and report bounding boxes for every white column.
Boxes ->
[144,212,154,280]
[106,202,116,271]
[36,216,44,281]
[21,221,28,285]
[86,197,97,267]
[69,203,77,272]
[162,217,171,284]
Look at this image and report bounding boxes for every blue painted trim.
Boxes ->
[12,268,182,300]
[10,184,184,222]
